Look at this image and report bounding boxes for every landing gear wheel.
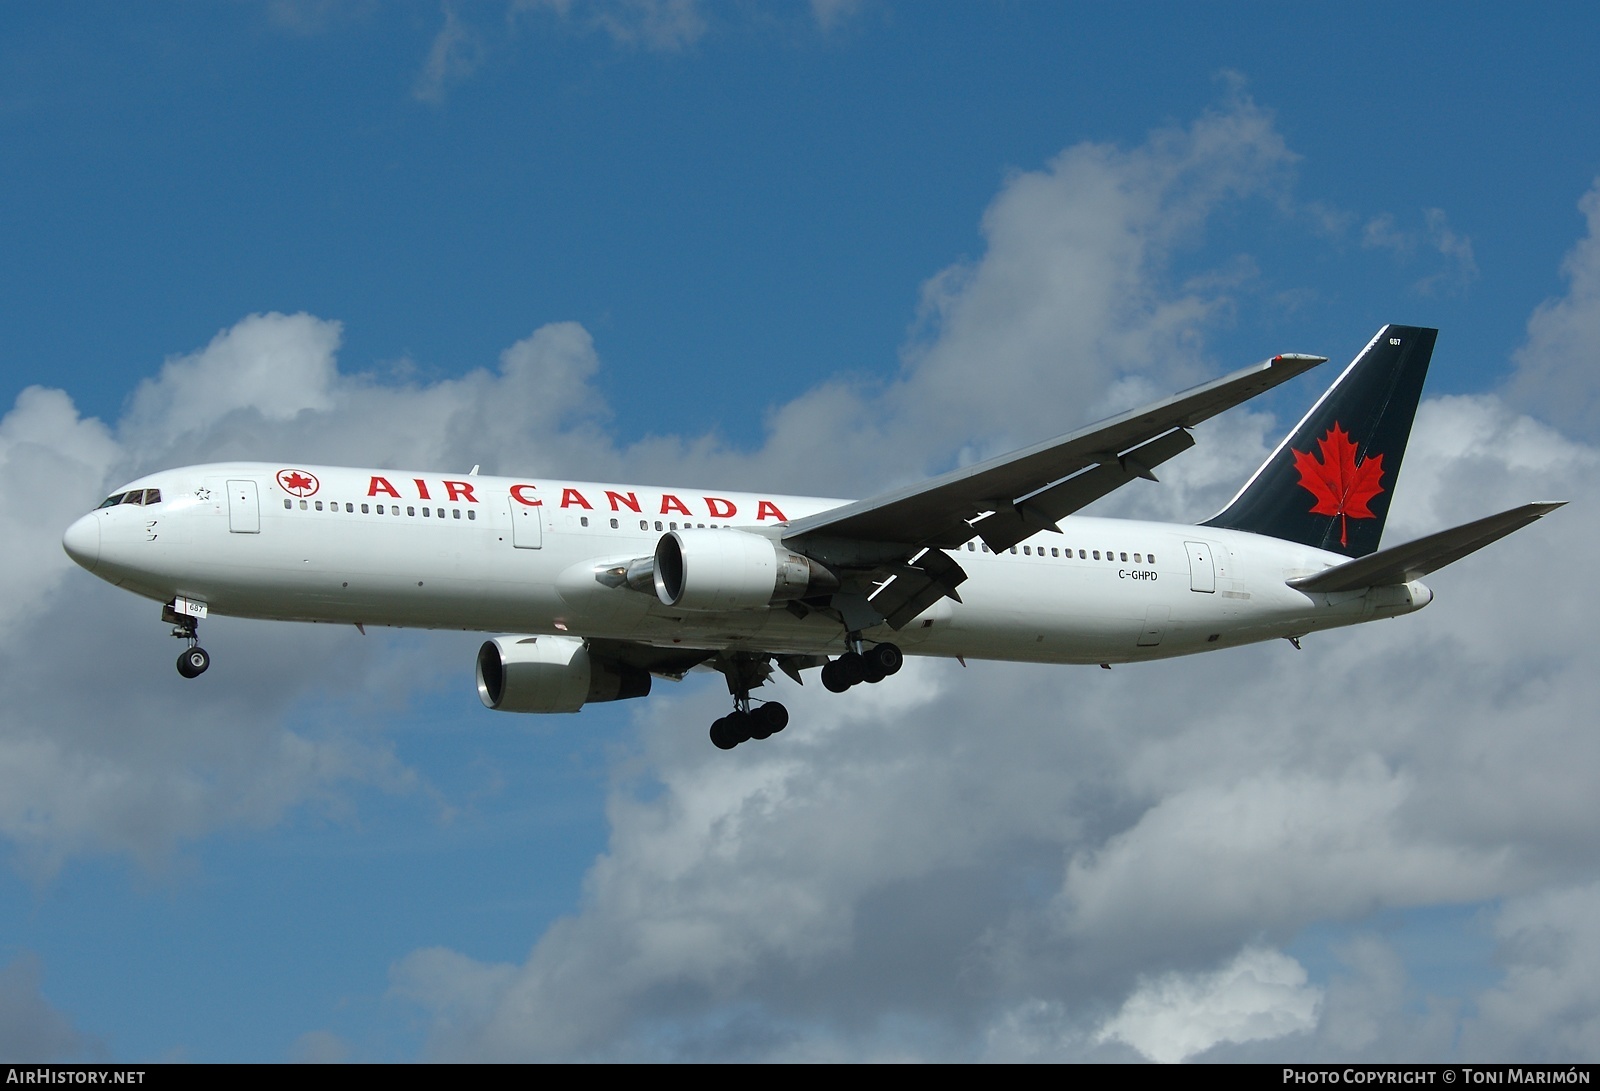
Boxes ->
[710,710,754,749]
[837,651,866,687]
[867,642,903,676]
[821,660,851,693]
[749,703,789,739]
[710,717,740,750]
[176,646,210,678]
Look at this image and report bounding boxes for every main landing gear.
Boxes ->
[820,638,902,693]
[705,640,903,751]
[709,700,790,751]
[709,653,790,750]
[165,608,210,678]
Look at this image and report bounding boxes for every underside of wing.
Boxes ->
[586,638,715,679]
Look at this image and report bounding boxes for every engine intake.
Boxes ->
[476,634,651,713]
[652,528,838,610]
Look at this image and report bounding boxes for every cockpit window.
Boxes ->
[98,489,160,508]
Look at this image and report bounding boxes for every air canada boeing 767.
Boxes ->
[63,326,1560,749]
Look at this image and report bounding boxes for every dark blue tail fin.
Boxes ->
[1203,324,1436,558]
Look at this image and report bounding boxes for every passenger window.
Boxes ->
[454,510,462,520]
[283,499,292,509]
[1051,548,1059,557]
[1148,553,1155,564]
[1093,551,1100,560]
[982,544,990,553]
[1120,552,1127,562]
[315,501,323,511]
[300,500,308,510]
[1078,549,1086,559]
[580,516,589,527]
[362,504,370,513]
[346,503,354,513]
[407,506,415,516]
[1134,553,1141,563]
[1009,546,1017,554]
[610,518,619,529]
[655,521,663,531]
[468,510,476,520]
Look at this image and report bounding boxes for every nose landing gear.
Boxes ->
[164,602,210,678]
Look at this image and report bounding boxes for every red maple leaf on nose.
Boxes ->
[1292,423,1384,548]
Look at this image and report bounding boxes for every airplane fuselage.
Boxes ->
[64,462,1431,667]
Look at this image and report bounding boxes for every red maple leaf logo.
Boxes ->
[276,469,319,497]
[1291,423,1384,547]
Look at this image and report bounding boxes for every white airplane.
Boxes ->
[63,325,1560,749]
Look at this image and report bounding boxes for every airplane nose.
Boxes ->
[62,513,101,572]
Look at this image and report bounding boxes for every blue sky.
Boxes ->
[4,2,1600,1062]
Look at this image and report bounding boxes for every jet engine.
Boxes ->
[652,528,838,611]
[476,634,650,713]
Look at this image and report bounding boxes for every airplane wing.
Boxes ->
[781,351,1325,629]
[784,353,1325,555]
[1287,502,1565,594]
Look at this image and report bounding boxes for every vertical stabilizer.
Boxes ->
[1203,325,1436,558]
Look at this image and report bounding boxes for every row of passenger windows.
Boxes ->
[98,489,162,508]
[276,499,1147,562]
[283,498,477,520]
[281,503,721,530]
[574,514,1151,562]
[571,516,735,532]
[966,540,1155,564]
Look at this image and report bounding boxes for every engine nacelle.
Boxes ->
[476,634,651,714]
[652,528,838,611]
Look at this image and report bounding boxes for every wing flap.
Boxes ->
[972,427,1196,552]
[1287,502,1564,594]
[869,549,970,630]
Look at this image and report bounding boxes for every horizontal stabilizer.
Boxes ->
[1287,502,1564,594]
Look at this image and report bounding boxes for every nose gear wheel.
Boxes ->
[165,605,210,678]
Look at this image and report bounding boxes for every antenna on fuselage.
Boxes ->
[469,465,480,476]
